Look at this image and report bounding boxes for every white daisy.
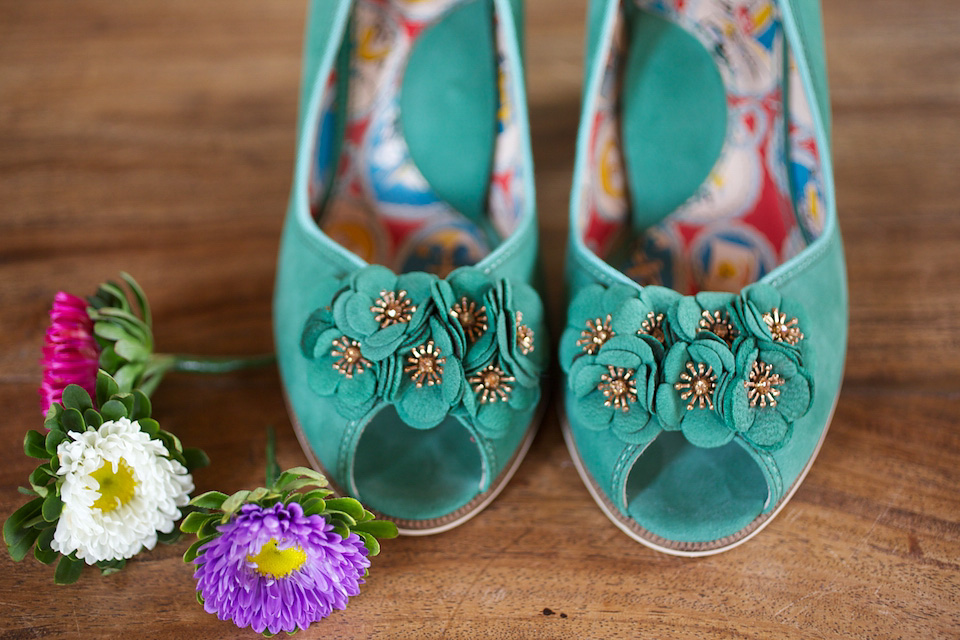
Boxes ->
[52,417,194,564]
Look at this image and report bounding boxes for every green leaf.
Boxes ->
[100,399,128,422]
[54,555,84,584]
[331,522,350,541]
[183,537,207,563]
[282,467,329,485]
[197,518,220,539]
[265,427,280,489]
[131,390,152,420]
[96,558,126,576]
[156,528,181,545]
[4,498,43,548]
[93,322,132,343]
[352,520,399,539]
[220,490,251,516]
[28,465,54,488]
[138,418,160,437]
[34,545,59,565]
[180,511,214,534]
[35,526,55,552]
[157,431,183,456]
[99,344,123,373]
[83,408,103,429]
[45,426,67,453]
[24,431,49,459]
[247,487,271,503]
[112,364,142,394]
[322,510,356,528]
[322,498,365,521]
[190,491,228,510]
[355,531,381,556]
[299,499,325,516]
[60,407,86,433]
[95,370,120,408]
[44,402,64,423]
[97,282,131,313]
[114,338,149,363]
[7,527,41,562]
[120,272,152,328]
[93,309,150,346]
[61,385,93,412]
[117,393,135,417]
[42,493,63,522]
[182,448,209,471]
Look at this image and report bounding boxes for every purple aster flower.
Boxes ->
[40,292,99,415]
[193,500,370,635]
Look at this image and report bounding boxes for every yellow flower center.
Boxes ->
[91,459,137,513]
[248,539,307,579]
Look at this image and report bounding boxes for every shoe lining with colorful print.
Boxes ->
[580,0,827,295]
[308,0,526,278]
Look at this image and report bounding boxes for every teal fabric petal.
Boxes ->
[447,266,493,299]
[573,363,607,398]
[744,411,790,448]
[509,382,539,411]
[776,372,812,421]
[568,284,607,324]
[570,391,614,431]
[680,410,735,448]
[726,378,756,433]
[671,295,705,342]
[301,307,335,357]
[311,327,343,361]
[343,293,381,336]
[641,285,682,311]
[353,264,396,294]
[339,369,377,407]
[600,335,656,363]
[476,400,513,439]
[307,362,340,397]
[398,271,436,302]
[655,381,684,429]
[397,385,448,429]
[441,357,464,405]
[611,411,660,445]
[610,297,649,335]
[596,348,642,371]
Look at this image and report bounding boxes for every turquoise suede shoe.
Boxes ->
[561,0,846,555]
[274,0,545,534]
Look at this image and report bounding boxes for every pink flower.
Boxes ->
[40,292,99,416]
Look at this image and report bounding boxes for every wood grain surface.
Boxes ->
[1,1,958,638]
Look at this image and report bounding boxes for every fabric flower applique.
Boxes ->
[655,336,738,448]
[567,333,662,445]
[182,461,397,636]
[719,338,814,450]
[330,265,434,361]
[734,283,811,362]
[301,265,546,437]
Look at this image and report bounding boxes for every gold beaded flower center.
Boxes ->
[469,364,516,404]
[330,336,371,378]
[515,312,535,355]
[744,360,784,408]
[598,366,638,412]
[675,362,717,411]
[639,311,667,344]
[450,297,488,343]
[371,290,416,328]
[763,308,804,345]
[699,310,738,347]
[405,341,444,387]
[578,315,614,355]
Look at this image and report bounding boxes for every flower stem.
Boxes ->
[135,353,275,398]
[167,354,276,374]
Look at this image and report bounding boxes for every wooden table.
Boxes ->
[1,1,957,637]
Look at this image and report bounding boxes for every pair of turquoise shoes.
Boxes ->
[274,0,847,555]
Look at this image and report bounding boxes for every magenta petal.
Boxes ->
[39,292,99,415]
